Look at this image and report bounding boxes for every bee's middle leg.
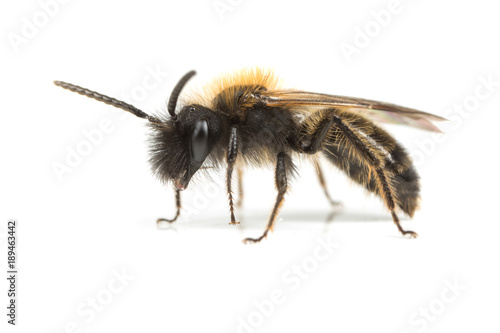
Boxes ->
[293,113,341,206]
[243,152,292,244]
[313,159,342,207]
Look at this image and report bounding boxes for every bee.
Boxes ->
[54,68,445,243]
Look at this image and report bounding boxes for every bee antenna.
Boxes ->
[168,70,196,121]
[53,80,161,124]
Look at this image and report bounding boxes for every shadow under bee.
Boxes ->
[154,207,399,235]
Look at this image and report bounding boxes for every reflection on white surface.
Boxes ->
[156,207,392,230]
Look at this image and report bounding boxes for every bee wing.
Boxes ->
[259,90,446,132]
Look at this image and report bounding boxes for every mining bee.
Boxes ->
[54,68,445,243]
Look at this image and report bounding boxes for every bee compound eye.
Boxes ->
[191,119,209,163]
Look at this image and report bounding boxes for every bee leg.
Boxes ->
[226,126,240,225]
[157,189,181,223]
[294,116,342,206]
[375,167,418,239]
[313,159,342,207]
[299,111,417,238]
[298,115,336,154]
[243,152,291,244]
[328,114,418,238]
[236,165,244,208]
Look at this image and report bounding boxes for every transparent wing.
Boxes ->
[258,90,446,132]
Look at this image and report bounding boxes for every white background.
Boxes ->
[1,0,499,332]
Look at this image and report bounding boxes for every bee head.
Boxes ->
[148,103,223,190]
[54,70,221,190]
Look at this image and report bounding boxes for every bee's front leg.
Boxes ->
[236,165,244,208]
[157,189,181,223]
[226,125,240,225]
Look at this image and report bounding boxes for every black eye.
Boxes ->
[190,119,209,164]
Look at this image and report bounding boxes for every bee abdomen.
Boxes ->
[323,142,420,217]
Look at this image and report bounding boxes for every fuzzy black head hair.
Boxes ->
[53,70,217,190]
[148,102,224,190]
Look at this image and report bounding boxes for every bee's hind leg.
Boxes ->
[296,109,417,238]
[328,113,418,238]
